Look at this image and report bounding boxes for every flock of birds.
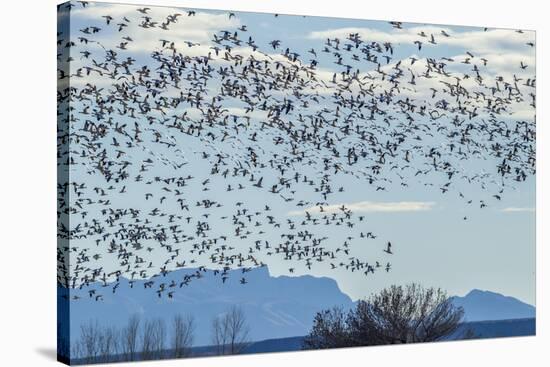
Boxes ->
[57,1,536,301]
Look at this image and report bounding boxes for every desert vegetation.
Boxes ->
[303,283,469,349]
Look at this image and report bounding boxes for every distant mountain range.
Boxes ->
[63,266,353,345]
[61,266,535,346]
[451,289,535,322]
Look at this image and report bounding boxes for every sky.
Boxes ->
[58,1,536,305]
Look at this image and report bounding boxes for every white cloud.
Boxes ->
[288,201,436,215]
[72,2,240,52]
[307,26,439,44]
[306,26,536,106]
[501,207,535,213]
[307,26,535,55]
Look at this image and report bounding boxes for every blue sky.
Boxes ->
[59,1,536,305]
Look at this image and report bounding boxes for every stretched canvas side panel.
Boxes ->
[57,2,72,365]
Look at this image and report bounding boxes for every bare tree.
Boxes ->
[77,320,102,363]
[303,307,350,349]
[121,314,140,361]
[71,341,83,362]
[212,313,229,355]
[212,305,250,355]
[226,306,250,354]
[153,319,167,359]
[349,284,464,344]
[141,318,166,360]
[304,284,464,348]
[73,320,120,363]
[98,326,119,361]
[172,314,195,358]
